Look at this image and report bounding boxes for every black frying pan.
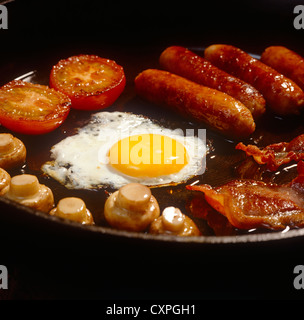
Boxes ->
[1,0,303,299]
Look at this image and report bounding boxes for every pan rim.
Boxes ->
[2,195,303,246]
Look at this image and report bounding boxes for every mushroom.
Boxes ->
[0,168,10,195]
[49,197,94,225]
[104,183,160,231]
[5,174,54,213]
[149,206,201,236]
[0,133,26,170]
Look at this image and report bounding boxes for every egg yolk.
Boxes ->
[108,134,189,178]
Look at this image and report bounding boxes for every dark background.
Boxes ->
[1,0,304,301]
[2,0,304,53]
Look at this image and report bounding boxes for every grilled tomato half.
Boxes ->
[0,80,71,135]
[49,54,126,110]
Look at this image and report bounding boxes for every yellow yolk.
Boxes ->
[108,134,189,178]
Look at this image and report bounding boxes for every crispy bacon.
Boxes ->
[188,195,237,236]
[187,161,304,230]
[236,134,304,171]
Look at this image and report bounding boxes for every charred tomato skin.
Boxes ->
[49,54,126,110]
[0,80,71,135]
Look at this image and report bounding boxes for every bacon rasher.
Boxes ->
[187,161,304,230]
[236,134,304,171]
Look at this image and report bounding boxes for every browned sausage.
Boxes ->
[204,44,304,116]
[159,46,266,119]
[134,69,255,138]
[261,46,304,91]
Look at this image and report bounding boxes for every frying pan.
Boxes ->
[1,0,304,299]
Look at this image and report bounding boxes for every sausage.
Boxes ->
[159,46,266,119]
[134,69,255,138]
[261,46,304,91]
[204,44,304,115]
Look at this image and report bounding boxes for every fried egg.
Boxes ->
[42,112,206,189]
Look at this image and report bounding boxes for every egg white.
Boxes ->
[42,112,207,189]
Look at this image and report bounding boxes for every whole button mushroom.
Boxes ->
[0,133,26,170]
[104,183,160,231]
[49,197,94,225]
[0,168,10,195]
[149,206,201,236]
[5,174,54,213]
